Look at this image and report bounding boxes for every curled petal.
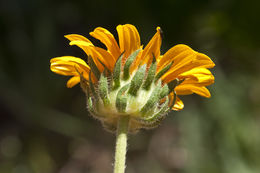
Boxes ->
[161,47,215,83]
[178,68,215,86]
[157,44,192,71]
[179,68,212,77]
[69,41,115,71]
[181,77,214,87]
[117,24,141,61]
[141,27,162,64]
[132,27,162,72]
[65,34,93,44]
[51,62,78,76]
[67,76,80,88]
[169,93,184,111]
[90,47,116,70]
[50,56,90,87]
[194,53,215,69]
[50,56,90,72]
[175,85,211,98]
[90,27,121,60]
[69,40,93,55]
[50,56,90,75]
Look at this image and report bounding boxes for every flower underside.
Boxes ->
[50,24,215,132]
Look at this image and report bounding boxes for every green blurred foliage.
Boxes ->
[0,0,260,173]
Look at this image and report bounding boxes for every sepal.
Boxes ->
[116,84,130,113]
[112,53,124,89]
[142,56,157,90]
[88,55,100,80]
[99,73,110,107]
[154,61,173,82]
[140,80,162,115]
[123,49,141,80]
[136,97,169,129]
[128,64,146,96]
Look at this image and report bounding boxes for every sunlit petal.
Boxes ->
[67,76,80,88]
[169,93,184,111]
[69,40,114,71]
[116,24,141,61]
[175,85,211,98]
[90,27,121,60]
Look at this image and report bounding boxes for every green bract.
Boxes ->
[83,50,181,133]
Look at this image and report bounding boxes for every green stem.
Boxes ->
[113,116,130,173]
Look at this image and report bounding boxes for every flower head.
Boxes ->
[50,24,215,133]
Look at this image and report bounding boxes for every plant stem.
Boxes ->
[113,116,130,173]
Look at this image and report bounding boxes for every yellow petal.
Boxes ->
[179,68,212,76]
[65,35,107,71]
[161,47,215,83]
[194,53,215,68]
[132,27,162,71]
[157,55,163,61]
[68,40,100,69]
[51,62,78,76]
[50,56,90,72]
[67,76,80,88]
[69,41,115,71]
[65,34,93,44]
[173,97,184,111]
[90,27,121,60]
[69,40,93,56]
[161,54,196,82]
[50,56,90,82]
[65,34,94,58]
[69,40,93,47]
[168,93,184,111]
[178,68,215,86]
[90,46,116,70]
[116,24,141,61]
[141,27,162,64]
[175,85,211,98]
[157,44,192,71]
[181,76,214,86]
[51,56,88,67]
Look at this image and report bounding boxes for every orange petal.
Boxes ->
[179,68,212,77]
[132,27,162,72]
[116,24,141,61]
[90,27,121,60]
[50,56,90,72]
[140,27,162,65]
[180,77,214,87]
[69,41,115,72]
[171,95,184,111]
[65,34,93,43]
[90,46,116,70]
[168,92,184,111]
[175,85,211,98]
[67,76,80,88]
[50,56,90,81]
[161,53,196,82]
[178,68,215,86]
[69,40,93,54]
[161,47,215,83]
[194,53,215,69]
[157,44,192,71]
[51,62,77,75]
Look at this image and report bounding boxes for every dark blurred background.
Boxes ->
[1,0,260,173]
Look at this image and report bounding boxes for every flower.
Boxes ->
[50,24,215,132]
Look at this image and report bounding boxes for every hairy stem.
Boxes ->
[113,116,129,173]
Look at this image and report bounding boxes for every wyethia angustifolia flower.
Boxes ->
[50,24,215,133]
